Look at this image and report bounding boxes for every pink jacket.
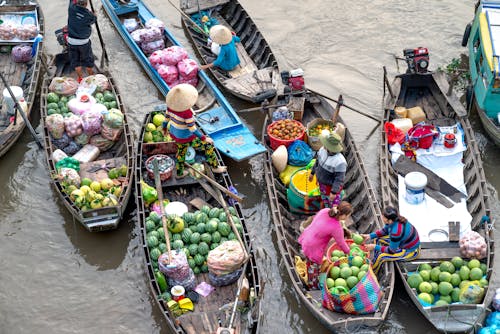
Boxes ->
[298,208,350,263]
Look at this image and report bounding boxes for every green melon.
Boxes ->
[407,273,424,289]
[418,263,433,272]
[147,230,160,240]
[145,220,156,232]
[418,292,434,305]
[231,215,240,224]
[150,248,161,261]
[182,212,195,224]
[198,242,209,255]
[469,267,483,281]
[439,295,452,304]
[158,243,167,253]
[218,222,231,237]
[208,207,220,218]
[330,266,341,280]
[451,287,461,302]
[439,272,452,283]
[440,261,456,274]
[195,212,209,224]
[430,282,439,295]
[220,237,228,244]
[147,235,159,249]
[172,233,182,242]
[419,270,431,282]
[201,263,209,273]
[200,205,211,215]
[188,258,196,269]
[196,222,206,234]
[346,276,358,289]
[480,263,488,275]
[206,219,219,233]
[156,227,166,241]
[228,206,237,216]
[228,232,236,241]
[234,223,243,235]
[419,281,433,294]
[438,282,453,296]
[194,254,204,266]
[181,228,193,244]
[210,242,219,250]
[188,244,198,256]
[182,247,190,258]
[218,212,227,222]
[189,232,201,244]
[451,256,464,269]
[459,266,470,281]
[149,212,161,225]
[47,92,60,103]
[200,233,212,244]
[435,300,449,307]
[172,239,184,250]
[193,266,201,275]
[211,231,221,243]
[450,273,461,287]
[430,267,441,282]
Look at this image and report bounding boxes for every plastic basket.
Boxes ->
[267,120,306,150]
[306,119,336,151]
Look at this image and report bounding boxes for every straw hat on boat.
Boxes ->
[166,84,199,112]
[209,25,232,45]
[271,145,288,173]
[334,122,346,141]
[320,132,344,153]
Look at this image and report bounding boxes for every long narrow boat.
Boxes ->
[380,51,494,332]
[463,0,500,147]
[135,111,262,334]
[0,2,44,157]
[41,52,134,232]
[179,0,279,103]
[101,0,265,161]
[263,90,395,331]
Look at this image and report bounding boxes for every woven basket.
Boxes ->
[306,119,336,151]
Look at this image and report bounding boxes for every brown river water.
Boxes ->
[1,0,499,333]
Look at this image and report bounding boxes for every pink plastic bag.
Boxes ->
[161,46,188,66]
[141,27,162,43]
[81,109,103,136]
[131,29,146,44]
[177,58,199,80]
[148,50,164,68]
[178,76,198,87]
[142,39,165,55]
[158,64,178,84]
[145,18,165,33]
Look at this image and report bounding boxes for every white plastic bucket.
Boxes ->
[186,146,196,164]
[3,86,24,115]
[171,285,185,301]
[404,172,427,205]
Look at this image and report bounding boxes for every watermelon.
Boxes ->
[193,266,201,275]
[156,227,166,241]
[196,223,206,234]
[172,233,182,242]
[150,248,162,261]
[200,233,212,244]
[147,235,159,248]
[147,230,160,240]
[218,222,231,237]
[188,258,196,269]
[211,231,221,243]
[228,232,236,241]
[198,242,209,255]
[181,228,193,244]
[158,243,167,253]
[220,237,228,244]
[206,218,219,233]
[209,207,220,218]
[228,206,237,216]
[194,254,205,266]
[182,212,195,224]
[182,247,190,257]
[172,239,184,250]
[149,212,161,225]
[152,260,158,269]
[201,264,209,273]
[195,212,209,225]
[47,92,60,103]
[235,223,243,235]
[210,242,219,250]
[231,215,240,225]
[188,244,198,256]
[189,232,201,244]
[218,212,227,222]
[47,102,59,110]
[200,205,211,215]
[145,220,156,232]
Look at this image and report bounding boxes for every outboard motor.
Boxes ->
[55,26,69,49]
[280,68,305,91]
[403,47,429,74]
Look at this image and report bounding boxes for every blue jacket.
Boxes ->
[213,36,240,71]
[68,1,96,39]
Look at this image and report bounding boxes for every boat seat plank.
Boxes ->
[180,0,230,15]
[418,247,462,260]
[0,131,15,146]
[79,157,126,181]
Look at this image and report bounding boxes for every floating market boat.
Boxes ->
[462,0,500,147]
[41,51,134,232]
[100,0,266,161]
[135,110,262,334]
[381,48,494,333]
[262,85,395,331]
[0,2,44,158]
[179,0,279,103]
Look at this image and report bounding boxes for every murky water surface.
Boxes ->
[1,0,498,333]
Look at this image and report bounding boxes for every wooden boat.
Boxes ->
[40,51,134,232]
[0,2,44,157]
[100,0,266,161]
[262,90,395,331]
[179,0,279,103]
[135,111,262,334]
[381,53,494,332]
[463,0,500,146]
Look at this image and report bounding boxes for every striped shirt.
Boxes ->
[370,220,420,254]
[166,108,205,144]
[311,147,347,193]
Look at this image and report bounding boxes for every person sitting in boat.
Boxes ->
[298,201,353,289]
[308,132,347,208]
[163,84,227,178]
[67,0,96,82]
[200,25,240,72]
[361,206,421,275]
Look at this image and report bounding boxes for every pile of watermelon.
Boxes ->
[145,205,243,275]
[406,257,489,306]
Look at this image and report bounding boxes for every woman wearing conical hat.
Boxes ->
[200,25,240,72]
[164,84,226,178]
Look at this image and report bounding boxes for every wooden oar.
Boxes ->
[88,0,109,68]
[184,162,244,202]
[332,94,343,123]
[152,158,173,264]
[165,0,209,37]
[0,72,42,149]
[238,103,286,113]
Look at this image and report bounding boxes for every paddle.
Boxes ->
[332,94,343,123]
[165,0,209,37]
[152,158,173,265]
[88,0,109,68]
[0,72,42,149]
[237,103,286,113]
[184,162,244,202]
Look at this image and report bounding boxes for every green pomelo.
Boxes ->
[451,256,464,269]
[346,276,359,289]
[418,281,433,294]
[438,282,453,296]
[329,266,341,280]
[439,272,452,283]
[479,278,489,287]
[468,259,481,269]
[418,263,433,272]
[351,256,364,268]
[430,267,441,282]
[430,282,439,295]
[435,300,449,307]
[339,263,350,269]
[352,234,364,245]
[407,274,424,289]
[480,263,487,275]
[450,273,462,287]
[419,270,431,282]
[326,278,335,289]
[332,250,345,258]
[459,266,470,281]
[335,278,348,288]
[440,261,456,274]
[340,267,352,279]
[418,292,433,305]
[331,256,340,262]
[451,287,461,302]
[439,295,452,304]
[360,264,369,272]
[350,266,360,277]
[469,268,483,281]
[357,270,367,281]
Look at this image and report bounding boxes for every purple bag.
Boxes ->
[11,45,33,63]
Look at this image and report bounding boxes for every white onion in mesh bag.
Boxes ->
[11,45,32,63]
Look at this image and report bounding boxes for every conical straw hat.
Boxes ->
[271,145,288,173]
[166,84,199,112]
[209,25,232,45]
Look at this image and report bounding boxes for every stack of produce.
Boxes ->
[406,257,489,306]
[0,21,38,41]
[148,46,199,87]
[207,240,246,286]
[143,112,173,143]
[325,245,371,294]
[131,18,165,55]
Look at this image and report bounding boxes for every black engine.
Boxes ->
[403,47,429,74]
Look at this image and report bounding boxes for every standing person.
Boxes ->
[164,84,227,178]
[67,0,96,82]
[200,25,240,72]
[298,201,353,289]
[361,206,421,275]
[308,132,347,208]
